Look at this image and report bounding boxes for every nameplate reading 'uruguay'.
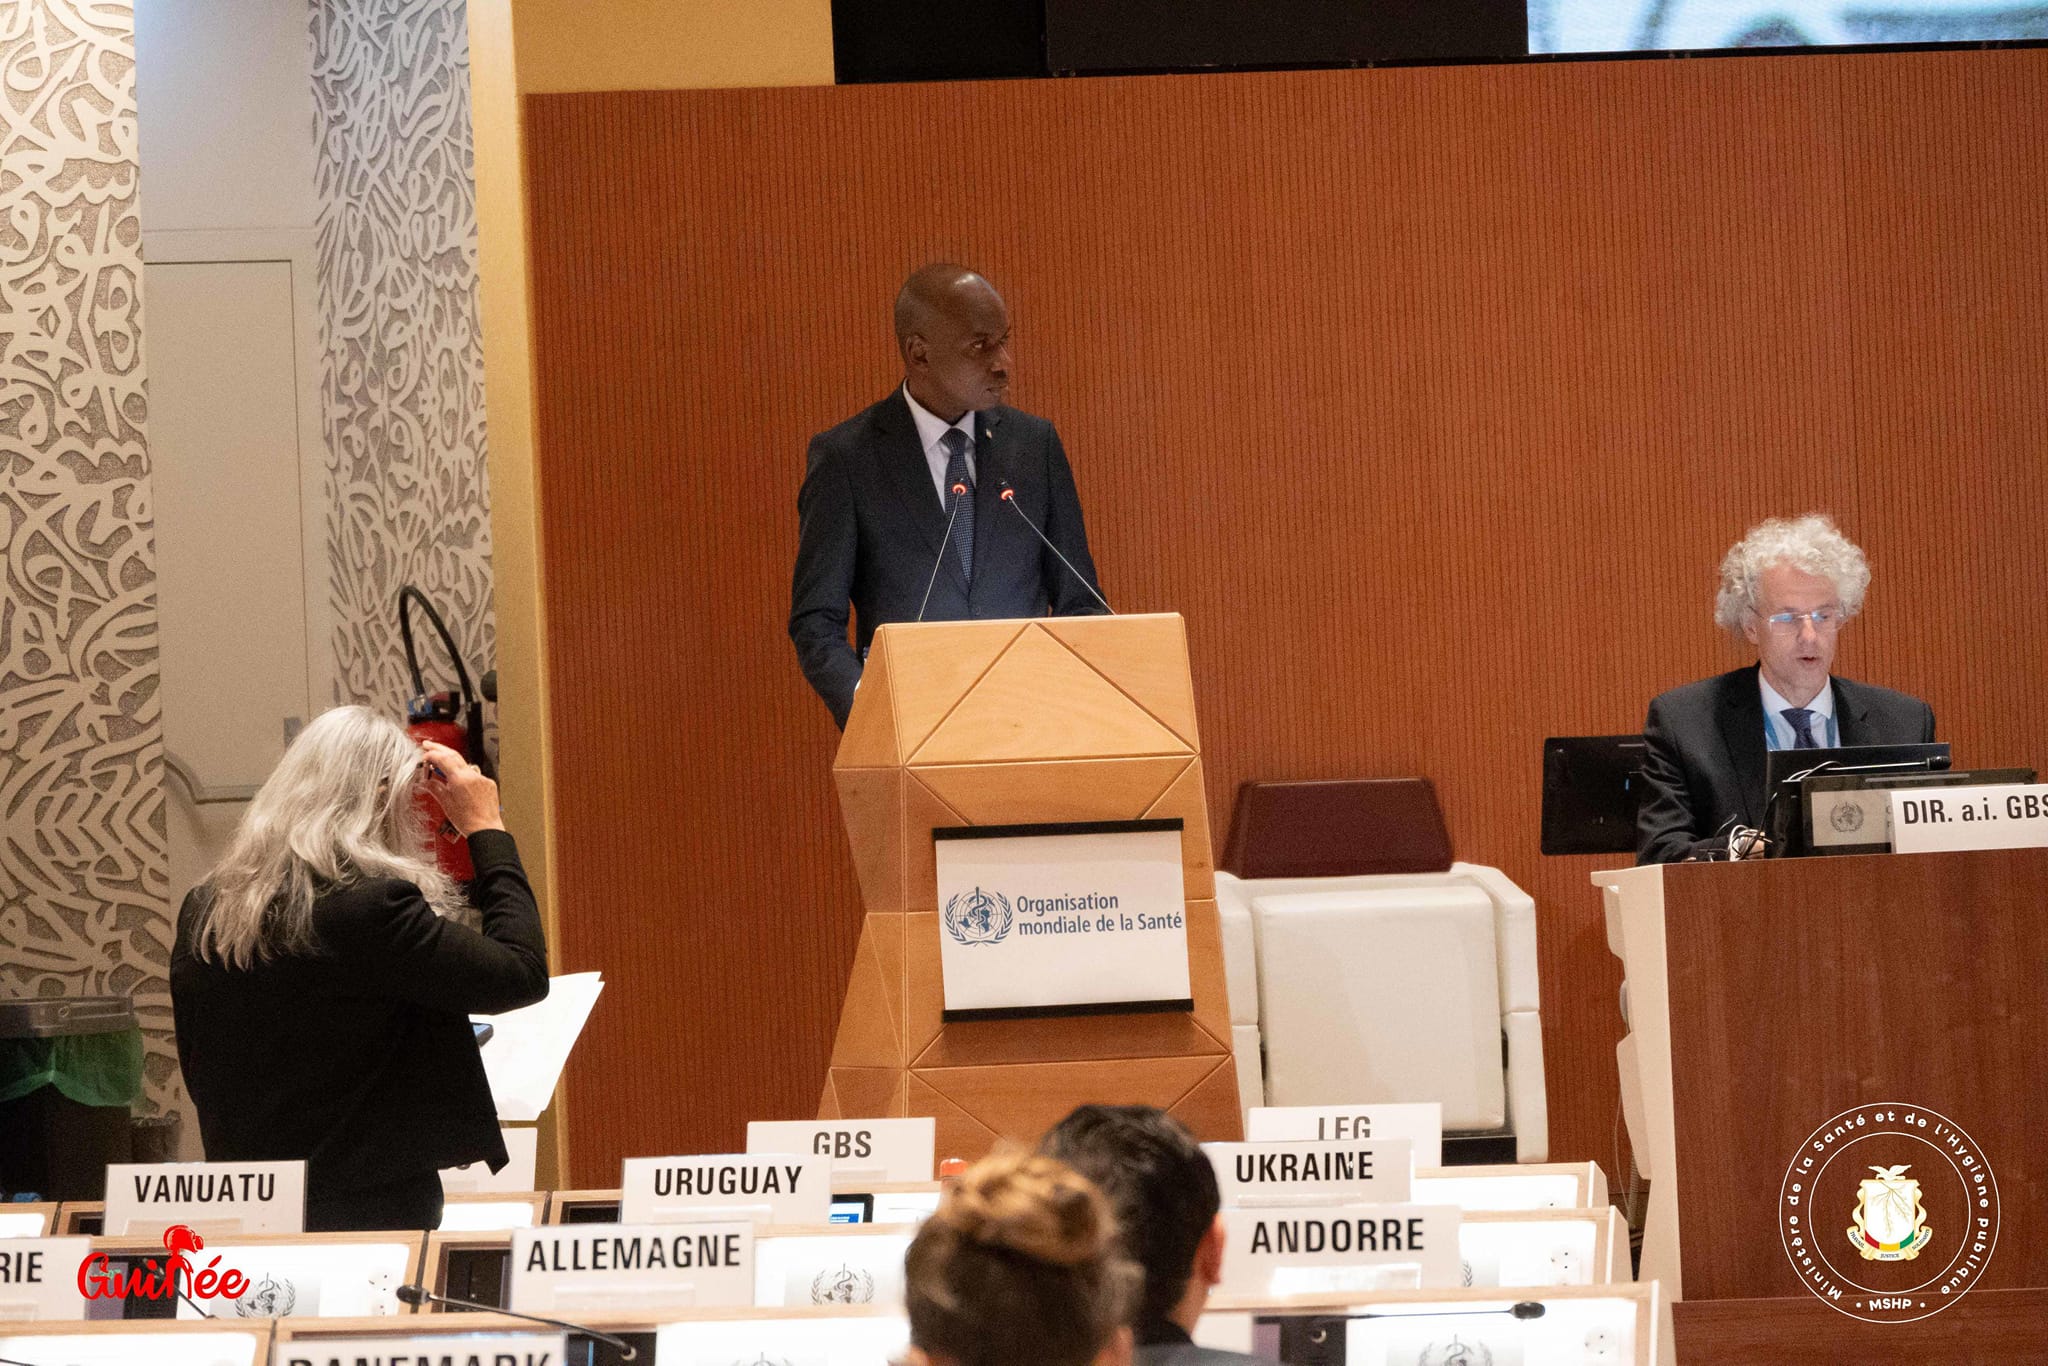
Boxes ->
[1244,1102,1444,1167]
[619,1154,830,1226]
[745,1117,936,1183]
[103,1160,307,1235]
[0,1235,89,1320]
[510,1222,754,1314]
[274,1333,565,1366]
[932,820,1191,1018]
[1889,783,2048,855]
[1218,1204,1463,1294]
[1204,1139,1413,1208]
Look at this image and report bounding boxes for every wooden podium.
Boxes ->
[1598,850,2048,1362]
[820,613,1242,1161]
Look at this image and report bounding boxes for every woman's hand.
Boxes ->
[419,739,505,836]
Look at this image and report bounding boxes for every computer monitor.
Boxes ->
[1540,735,1648,856]
[1762,743,1951,857]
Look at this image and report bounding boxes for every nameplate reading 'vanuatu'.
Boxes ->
[103,1160,307,1235]
[932,820,1192,1017]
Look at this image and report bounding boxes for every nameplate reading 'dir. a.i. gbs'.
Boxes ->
[746,1117,936,1184]
[1203,1139,1414,1208]
[1244,1102,1444,1168]
[1889,783,2048,854]
[619,1153,831,1226]
[510,1223,754,1315]
[274,1334,566,1366]
[103,1160,307,1235]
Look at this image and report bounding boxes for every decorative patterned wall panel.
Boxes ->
[524,49,2048,1185]
[0,1,177,1109]
[312,0,493,709]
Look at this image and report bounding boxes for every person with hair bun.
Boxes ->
[171,705,548,1232]
[904,1151,1138,1366]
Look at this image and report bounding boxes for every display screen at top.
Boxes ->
[1532,1,2048,53]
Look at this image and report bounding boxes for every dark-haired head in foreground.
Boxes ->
[1041,1105,1256,1360]
[904,1150,1138,1366]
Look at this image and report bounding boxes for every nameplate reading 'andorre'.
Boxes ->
[932,821,1191,1017]
[1218,1204,1463,1293]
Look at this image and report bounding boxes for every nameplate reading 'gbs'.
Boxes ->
[274,1333,565,1366]
[510,1223,753,1314]
[746,1117,935,1183]
[1218,1204,1463,1295]
[0,1236,89,1321]
[104,1160,306,1234]
[1244,1103,1443,1168]
[1204,1139,1412,1208]
[619,1154,829,1226]
[932,821,1191,1019]
[1889,783,2048,855]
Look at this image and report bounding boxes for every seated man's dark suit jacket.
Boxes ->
[790,390,1107,727]
[1635,664,1936,864]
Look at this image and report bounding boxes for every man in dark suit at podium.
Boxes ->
[1636,514,1936,864]
[790,264,1108,728]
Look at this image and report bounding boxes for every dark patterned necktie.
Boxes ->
[1783,707,1820,749]
[940,427,974,584]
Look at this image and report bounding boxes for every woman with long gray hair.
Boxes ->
[171,705,547,1231]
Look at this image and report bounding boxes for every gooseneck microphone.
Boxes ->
[915,480,971,623]
[996,480,1113,614]
[393,1282,639,1360]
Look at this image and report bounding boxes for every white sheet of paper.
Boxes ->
[474,972,604,1121]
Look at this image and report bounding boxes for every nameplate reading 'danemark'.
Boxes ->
[0,1333,261,1366]
[1244,1102,1443,1167]
[746,1117,936,1184]
[620,1154,830,1226]
[511,1223,754,1315]
[104,1160,307,1235]
[1217,1204,1463,1296]
[1204,1139,1413,1208]
[0,1236,89,1321]
[275,1334,566,1366]
[1889,784,2048,854]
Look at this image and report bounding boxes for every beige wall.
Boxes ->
[466,0,833,1184]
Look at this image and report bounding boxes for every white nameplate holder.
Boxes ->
[1244,1102,1444,1167]
[276,1333,566,1366]
[746,1118,936,1185]
[932,820,1192,1019]
[0,1333,263,1366]
[511,1223,753,1315]
[0,1236,90,1320]
[620,1154,829,1226]
[1205,1139,1412,1208]
[104,1160,306,1235]
[1889,783,2048,854]
[1218,1204,1463,1296]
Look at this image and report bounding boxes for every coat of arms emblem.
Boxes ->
[1849,1164,1931,1260]
[943,886,1012,945]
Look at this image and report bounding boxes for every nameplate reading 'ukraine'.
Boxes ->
[1244,1103,1443,1168]
[932,821,1191,1016]
[0,1235,89,1320]
[510,1223,754,1314]
[746,1118,936,1183]
[1218,1204,1463,1295]
[1204,1140,1413,1208]
[1889,783,2048,855]
[104,1160,306,1235]
[274,1334,565,1366]
[619,1154,830,1226]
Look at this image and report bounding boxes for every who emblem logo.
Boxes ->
[944,886,1013,945]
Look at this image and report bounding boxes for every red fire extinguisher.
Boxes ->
[399,585,494,883]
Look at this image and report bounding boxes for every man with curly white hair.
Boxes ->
[1635,514,1935,863]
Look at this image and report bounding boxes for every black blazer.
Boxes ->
[789,390,1108,727]
[1635,665,1937,864]
[171,830,548,1199]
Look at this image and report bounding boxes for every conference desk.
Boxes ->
[1598,848,2047,1362]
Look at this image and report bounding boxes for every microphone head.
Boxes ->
[394,1283,430,1306]
[951,482,968,496]
[999,485,1016,501]
[1510,1301,1546,1320]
